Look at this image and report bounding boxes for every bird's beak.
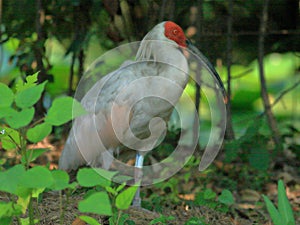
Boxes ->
[186,40,228,104]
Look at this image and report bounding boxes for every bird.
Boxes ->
[59,21,227,207]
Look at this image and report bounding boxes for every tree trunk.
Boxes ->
[34,0,47,116]
[225,0,235,140]
[258,0,282,150]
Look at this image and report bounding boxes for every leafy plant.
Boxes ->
[0,73,85,224]
[184,217,208,225]
[0,72,86,168]
[76,168,137,225]
[0,164,75,225]
[149,215,175,225]
[194,188,234,213]
[224,118,272,171]
[262,180,295,225]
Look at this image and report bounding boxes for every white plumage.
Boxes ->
[59,22,189,171]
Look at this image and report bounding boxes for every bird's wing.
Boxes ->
[59,61,144,170]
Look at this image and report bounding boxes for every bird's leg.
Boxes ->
[132,152,144,207]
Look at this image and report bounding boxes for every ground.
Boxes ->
[1,136,300,225]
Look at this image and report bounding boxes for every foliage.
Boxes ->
[224,118,274,170]
[149,214,175,225]
[194,189,234,213]
[262,180,296,225]
[184,217,208,225]
[76,167,137,225]
[0,73,86,224]
[0,73,86,167]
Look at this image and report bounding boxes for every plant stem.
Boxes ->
[28,194,34,225]
[116,210,122,225]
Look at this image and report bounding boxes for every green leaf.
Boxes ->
[21,148,48,164]
[218,189,234,206]
[67,181,78,190]
[45,96,87,126]
[149,215,175,225]
[116,185,139,210]
[203,189,216,200]
[15,72,39,93]
[0,83,14,108]
[224,140,240,163]
[19,166,54,189]
[0,201,22,218]
[0,216,12,225]
[5,107,35,129]
[248,146,269,171]
[26,123,52,143]
[278,180,295,225]
[263,194,285,225]
[50,170,70,191]
[0,165,26,195]
[15,81,47,108]
[0,107,14,119]
[76,168,117,188]
[79,215,101,225]
[20,217,39,225]
[116,182,127,193]
[0,127,20,150]
[105,186,118,195]
[185,217,208,225]
[78,191,112,216]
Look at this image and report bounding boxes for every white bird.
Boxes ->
[59,21,226,207]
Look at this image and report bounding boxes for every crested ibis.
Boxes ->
[59,21,227,207]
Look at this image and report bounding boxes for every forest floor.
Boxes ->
[2,135,300,225]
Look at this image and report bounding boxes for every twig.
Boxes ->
[258,79,300,117]
[226,68,253,82]
[270,79,300,109]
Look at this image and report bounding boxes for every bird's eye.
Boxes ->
[173,29,178,35]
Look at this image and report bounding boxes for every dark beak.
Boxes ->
[186,39,227,104]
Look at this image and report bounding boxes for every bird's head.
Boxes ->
[162,21,227,103]
[163,21,187,48]
[137,21,228,103]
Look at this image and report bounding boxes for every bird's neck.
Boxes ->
[136,40,189,80]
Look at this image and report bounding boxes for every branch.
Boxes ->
[268,79,300,111]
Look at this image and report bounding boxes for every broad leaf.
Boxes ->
[0,165,25,195]
[21,148,48,164]
[15,81,47,108]
[0,83,14,108]
[76,168,117,188]
[78,192,112,216]
[203,189,216,200]
[79,215,101,225]
[0,201,22,218]
[5,107,35,129]
[45,96,86,126]
[116,185,139,210]
[218,189,234,206]
[50,170,70,191]
[19,166,54,189]
[0,107,14,119]
[27,122,52,143]
[0,127,21,150]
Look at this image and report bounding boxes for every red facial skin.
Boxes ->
[164,21,187,48]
